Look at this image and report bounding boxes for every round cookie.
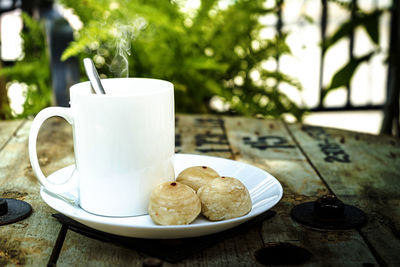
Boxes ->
[176,166,219,191]
[148,181,201,225]
[197,176,252,221]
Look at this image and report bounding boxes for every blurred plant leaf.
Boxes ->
[362,10,381,45]
[324,9,383,51]
[322,52,374,99]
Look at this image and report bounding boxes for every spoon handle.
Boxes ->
[83,58,106,94]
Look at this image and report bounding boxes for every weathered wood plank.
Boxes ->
[162,226,264,267]
[287,123,400,266]
[175,114,232,158]
[168,115,263,266]
[0,120,24,151]
[58,114,263,266]
[0,119,69,266]
[224,117,378,266]
[57,231,144,267]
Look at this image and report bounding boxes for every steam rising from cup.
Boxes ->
[109,19,147,78]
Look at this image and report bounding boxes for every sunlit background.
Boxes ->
[0,0,392,134]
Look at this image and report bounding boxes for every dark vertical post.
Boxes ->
[39,4,80,107]
[381,0,400,136]
[346,0,357,108]
[318,0,328,108]
[273,0,284,100]
[276,0,283,72]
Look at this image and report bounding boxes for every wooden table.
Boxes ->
[0,114,399,266]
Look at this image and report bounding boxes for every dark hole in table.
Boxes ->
[254,242,312,265]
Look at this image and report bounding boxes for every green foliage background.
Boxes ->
[321,4,384,101]
[0,0,388,120]
[0,13,52,119]
[59,0,305,120]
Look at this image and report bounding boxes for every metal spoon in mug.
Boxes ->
[83,58,106,94]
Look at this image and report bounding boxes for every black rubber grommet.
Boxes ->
[0,198,32,226]
[291,195,366,230]
[0,199,8,216]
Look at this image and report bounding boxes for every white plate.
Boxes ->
[41,154,283,239]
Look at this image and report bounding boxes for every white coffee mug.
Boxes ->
[29,78,175,217]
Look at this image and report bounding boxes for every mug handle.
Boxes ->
[29,107,75,193]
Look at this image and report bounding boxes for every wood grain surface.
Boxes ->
[0,120,63,266]
[224,117,377,266]
[288,123,400,266]
[0,115,398,266]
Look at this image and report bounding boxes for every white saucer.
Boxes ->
[40,154,283,239]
